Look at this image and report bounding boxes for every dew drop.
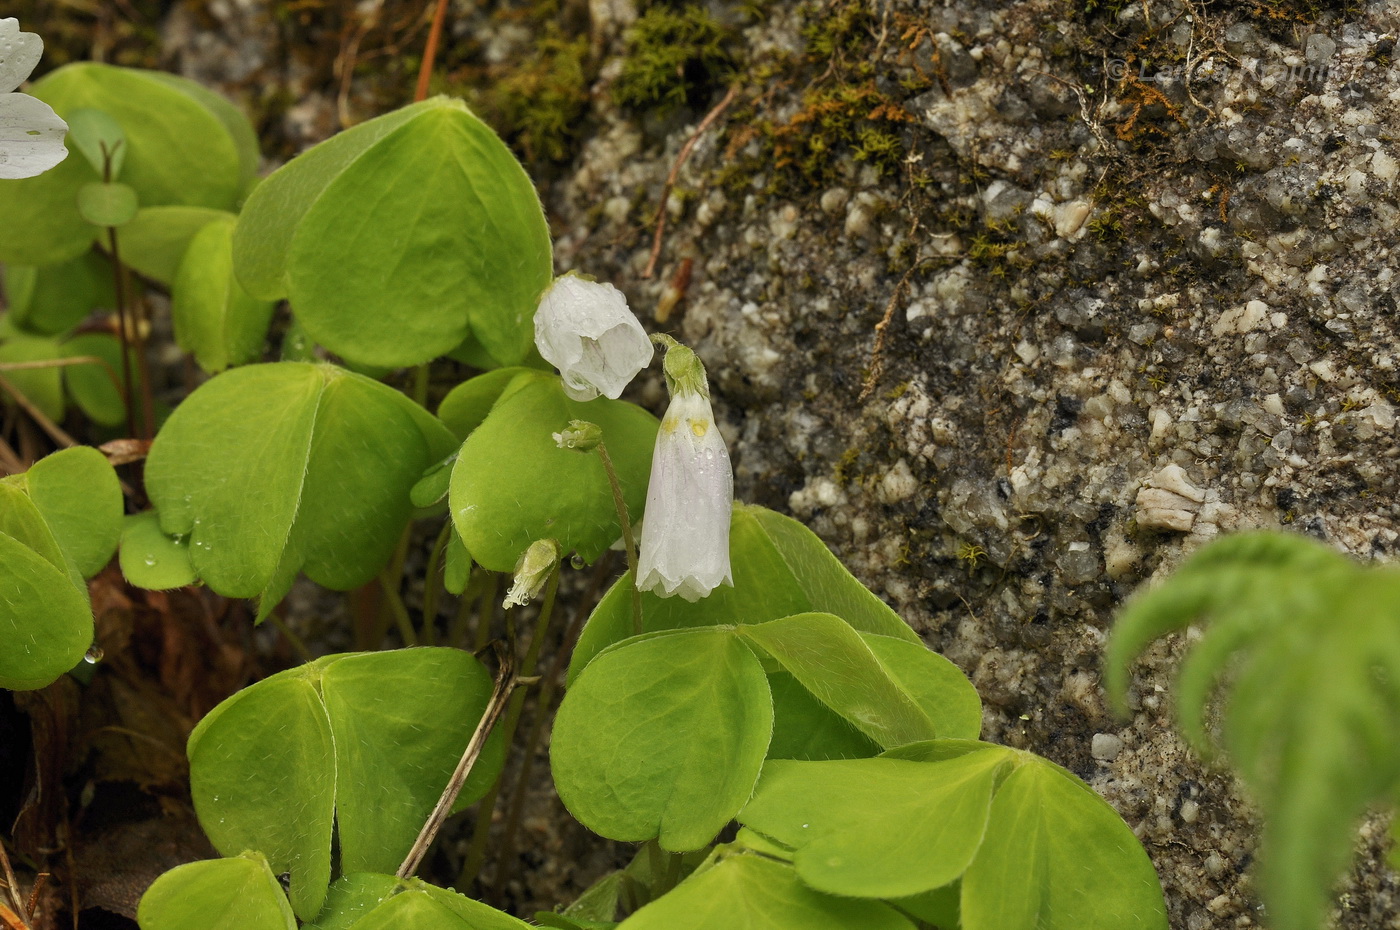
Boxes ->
[570,554,587,570]
[143,556,157,567]
[83,646,104,664]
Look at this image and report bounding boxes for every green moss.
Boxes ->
[483,32,590,163]
[614,6,734,114]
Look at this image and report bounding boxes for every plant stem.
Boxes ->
[596,440,643,636]
[397,648,517,879]
[490,557,613,899]
[379,571,419,646]
[411,363,430,408]
[457,567,560,890]
[413,0,451,102]
[105,227,154,440]
[473,571,499,653]
[421,520,454,646]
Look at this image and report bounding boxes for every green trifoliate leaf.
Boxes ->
[233,96,551,368]
[450,373,656,572]
[145,362,457,616]
[571,503,919,684]
[617,853,916,930]
[551,628,772,851]
[137,853,296,930]
[189,649,506,921]
[437,366,547,440]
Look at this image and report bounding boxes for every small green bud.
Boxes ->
[655,338,709,398]
[553,419,603,452]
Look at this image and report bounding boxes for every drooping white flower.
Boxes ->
[635,343,732,602]
[534,273,652,402]
[0,19,69,180]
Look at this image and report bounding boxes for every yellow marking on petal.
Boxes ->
[690,420,709,438]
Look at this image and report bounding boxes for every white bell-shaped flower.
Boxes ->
[0,19,69,180]
[636,344,732,602]
[534,274,652,402]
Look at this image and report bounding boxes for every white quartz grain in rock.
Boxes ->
[1373,149,1399,182]
[879,458,919,503]
[1091,733,1125,762]
[1212,299,1268,336]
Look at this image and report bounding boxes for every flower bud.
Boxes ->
[553,419,603,452]
[504,538,562,608]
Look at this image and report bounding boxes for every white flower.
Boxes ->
[534,274,652,402]
[636,353,733,602]
[0,19,68,180]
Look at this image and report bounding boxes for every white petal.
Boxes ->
[0,19,43,95]
[0,93,68,179]
[535,275,652,401]
[636,391,733,601]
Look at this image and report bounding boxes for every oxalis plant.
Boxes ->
[0,18,1172,930]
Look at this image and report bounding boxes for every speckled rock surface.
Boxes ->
[28,0,1400,924]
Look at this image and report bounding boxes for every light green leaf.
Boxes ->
[77,181,139,227]
[120,511,197,590]
[119,206,235,285]
[65,108,127,178]
[145,362,454,614]
[0,142,101,265]
[22,445,123,578]
[283,98,552,367]
[864,632,982,741]
[444,526,471,595]
[738,751,1011,898]
[0,485,93,690]
[60,332,127,427]
[140,70,260,194]
[32,63,243,209]
[4,251,115,336]
[551,628,772,851]
[320,648,505,873]
[190,650,507,920]
[571,503,918,685]
[189,667,337,920]
[307,874,533,930]
[765,670,880,761]
[450,375,656,572]
[136,853,296,930]
[739,613,938,749]
[0,329,65,423]
[233,100,438,301]
[959,758,1167,930]
[437,367,542,440]
[617,853,916,930]
[172,215,276,372]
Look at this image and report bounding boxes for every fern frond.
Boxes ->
[1105,532,1400,930]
